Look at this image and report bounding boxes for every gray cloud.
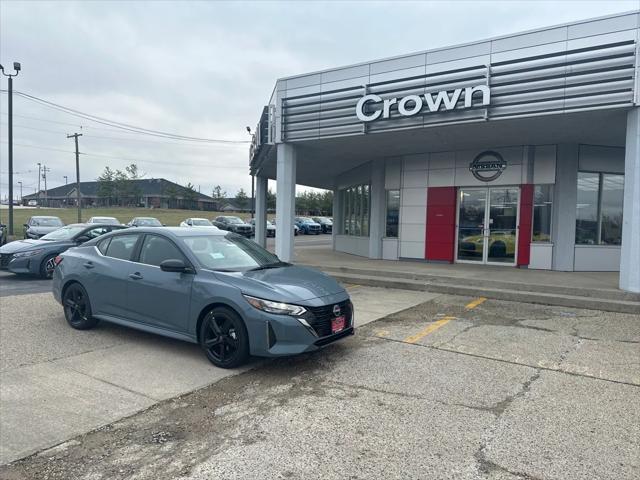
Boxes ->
[0,0,636,199]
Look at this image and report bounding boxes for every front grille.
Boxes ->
[0,253,12,268]
[303,300,352,338]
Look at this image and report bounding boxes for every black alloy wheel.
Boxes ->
[40,254,57,279]
[63,283,99,330]
[200,307,249,368]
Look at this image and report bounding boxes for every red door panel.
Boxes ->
[517,184,534,267]
[425,187,456,262]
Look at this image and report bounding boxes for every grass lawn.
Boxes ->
[1,207,267,240]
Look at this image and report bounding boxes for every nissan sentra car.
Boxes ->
[23,216,64,239]
[53,227,353,368]
[1,223,124,278]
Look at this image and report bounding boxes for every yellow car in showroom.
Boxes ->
[458,231,516,259]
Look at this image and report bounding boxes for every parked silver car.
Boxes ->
[53,228,353,368]
[23,216,64,239]
[87,216,121,225]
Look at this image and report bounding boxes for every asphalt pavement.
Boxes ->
[0,282,430,465]
[1,293,638,479]
[0,271,52,297]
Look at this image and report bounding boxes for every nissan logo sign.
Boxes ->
[332,304,341,316]
[469,151,507,182]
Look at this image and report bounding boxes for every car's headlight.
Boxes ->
[243,295,307,316]
[13,248,44,258]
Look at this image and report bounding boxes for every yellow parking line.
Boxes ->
[402,297,486,344]
[403,316,455,344]
[465,297,487,310]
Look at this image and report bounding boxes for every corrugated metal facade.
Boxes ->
[266,12,639,144]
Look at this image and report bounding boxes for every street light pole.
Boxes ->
[67,133,83,222]
[1,62,21,235]
[18,181,22,203]
[64,175,68,185]
[37,163,41,206]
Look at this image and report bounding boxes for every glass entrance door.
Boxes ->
[456,187,519,265]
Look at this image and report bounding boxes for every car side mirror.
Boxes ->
[160,259,193,273]
[75,235,91,244]
[23,224,28,228]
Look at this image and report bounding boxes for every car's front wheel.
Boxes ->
[63,283,99,330]
[40,254,57,279]
[199,307,249,368]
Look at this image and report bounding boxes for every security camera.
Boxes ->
[246,126,251,133]
[13,62,21,72]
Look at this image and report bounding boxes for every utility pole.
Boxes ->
[63,175,68,185]
[18,181,22,203]
[67,133,83,222]
[42,165,50,207]
[1,62,21,235]
[37,162,41,205]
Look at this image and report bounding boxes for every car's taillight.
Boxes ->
[53,255,63,266]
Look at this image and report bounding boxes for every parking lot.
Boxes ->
[1,285,638,479]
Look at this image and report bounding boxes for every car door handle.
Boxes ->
[129,272,143,280]
[83,262,94,269]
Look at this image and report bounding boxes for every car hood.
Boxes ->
[0,238,53,254]
[213,265,344,302]
[26,226,61,235]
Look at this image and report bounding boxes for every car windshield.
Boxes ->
[225,217,244,224]
[137,218,161,226]
[192,219,213,226]
[41,225,86,241]
[32,217,63,227]
[299,217,313,223]
[182,234,282,271]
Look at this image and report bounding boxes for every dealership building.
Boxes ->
[250,11,640,293]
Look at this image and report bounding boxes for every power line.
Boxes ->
[0,90,251,145]
[0,141,248,169]
[1,121,247,148]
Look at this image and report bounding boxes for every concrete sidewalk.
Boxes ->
[0,286,432,465]
[294,246,620,291]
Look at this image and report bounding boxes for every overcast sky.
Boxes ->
[0,0,637,200]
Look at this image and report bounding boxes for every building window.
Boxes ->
[385,190,400,237]
[340,183,370,236]
[575,172,624,245]
[532,185,553,242]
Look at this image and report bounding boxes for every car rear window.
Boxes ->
[97,238,111,255]
[105,234,139,261]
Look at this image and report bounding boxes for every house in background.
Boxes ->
[22,178,216,211]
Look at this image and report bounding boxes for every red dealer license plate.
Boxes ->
[331,315,346,333]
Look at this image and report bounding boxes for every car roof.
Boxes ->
[115,226,225,237]
[134,217,158,220]
[30,215,61,219]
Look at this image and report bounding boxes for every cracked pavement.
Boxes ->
[1,294,639,479]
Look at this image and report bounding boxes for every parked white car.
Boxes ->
[179,218,218,228]
[87,216,121,225]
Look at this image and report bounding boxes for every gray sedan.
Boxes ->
[53,227,353,368]
[0,224,124,278]
[23,216,64,239]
